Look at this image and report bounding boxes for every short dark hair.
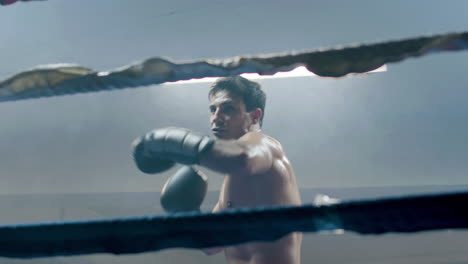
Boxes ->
[209,76,266,126]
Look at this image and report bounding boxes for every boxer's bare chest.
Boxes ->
[219,173,274,209]
[219,176,247,209]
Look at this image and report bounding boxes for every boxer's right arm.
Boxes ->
[199,131,274,176]
[132,127,214,174]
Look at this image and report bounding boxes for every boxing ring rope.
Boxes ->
[0,0,42,5]
[0,31,467,103]
[0,191,466,258]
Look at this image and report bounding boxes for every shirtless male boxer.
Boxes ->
[133,76,302,264]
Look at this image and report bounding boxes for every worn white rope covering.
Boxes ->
[0,31,467,103]
[0,0,43,5]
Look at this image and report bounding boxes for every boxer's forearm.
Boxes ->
[199,140,250,174]
[199,137,273,176]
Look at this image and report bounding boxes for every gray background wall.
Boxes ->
[0,1,467,263]
[0,0,467,194]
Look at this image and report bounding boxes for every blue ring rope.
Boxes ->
[0,191,466,258]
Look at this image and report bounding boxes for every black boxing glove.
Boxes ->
[160,166,208,213]
[133,137,176,174]
[132,127,214,174]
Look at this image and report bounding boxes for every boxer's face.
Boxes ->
[209,90,254,139]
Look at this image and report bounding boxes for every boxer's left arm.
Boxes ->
[199,131,275,176]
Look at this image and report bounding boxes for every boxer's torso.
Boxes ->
[214,135,302,264]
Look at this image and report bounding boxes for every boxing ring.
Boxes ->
[1,31,467,102]
[1,1,468,259]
